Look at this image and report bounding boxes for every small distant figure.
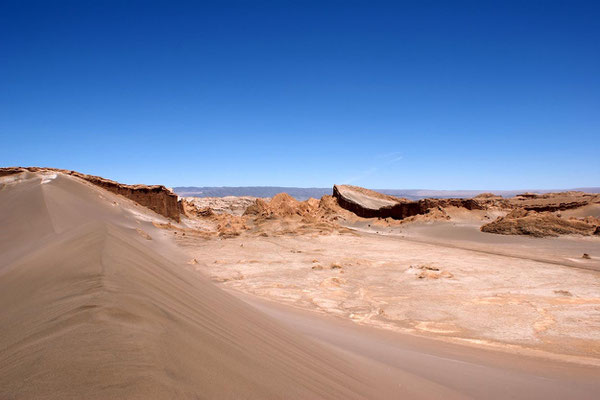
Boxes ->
[582,253,591,259]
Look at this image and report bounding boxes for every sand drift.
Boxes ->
[1,169,599,399]
[0,171,394,399]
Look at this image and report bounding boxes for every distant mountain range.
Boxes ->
[174,187,332,200]
[173,186,600,201]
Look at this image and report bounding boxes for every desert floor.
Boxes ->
[175,214,600,366]
[2,171,600,399]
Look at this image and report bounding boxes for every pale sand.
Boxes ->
[239,292,600,399]
[181,210,600,365]
[0,172,401,399]
[1,171,599,399]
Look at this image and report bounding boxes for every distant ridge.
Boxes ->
[173,186,600,201]
[174,186,332,200]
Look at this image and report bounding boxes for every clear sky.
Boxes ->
[1,0,599,189]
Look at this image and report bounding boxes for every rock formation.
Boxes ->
[332,184,495,220]
[244,193,319,218]
[183,196,261,216]
[1,167,183,221]
[332,185,600,230]
[332,185,402,218]
[508,191,599,212]
[481,209,600,237]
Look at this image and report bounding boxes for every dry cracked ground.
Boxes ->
[172,218,600,366]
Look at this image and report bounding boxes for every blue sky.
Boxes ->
[1,0,598,189]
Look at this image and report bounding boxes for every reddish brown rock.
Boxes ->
[181,199,214,217]
[508,191,599,212]
[332,184,492,220]
[481,209,600,237]
[1,167,183,221]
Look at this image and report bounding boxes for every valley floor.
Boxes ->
[174,219,600,366]
[2,170,599,399]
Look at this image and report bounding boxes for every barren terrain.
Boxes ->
[2,168,600,399]
[173,185,600,364]
[178,223,600,364]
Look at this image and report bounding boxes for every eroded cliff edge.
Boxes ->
[332,184,490,219]
[0,167,183,221]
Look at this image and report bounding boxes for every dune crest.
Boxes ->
[1,167,183,221]
[0,170,396,399]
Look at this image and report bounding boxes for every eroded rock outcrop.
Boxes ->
[481,209,600,237]
[332,185,402,218]
[1,167,183,221]
[508,191,599,212]
[183,196,259,216]
[332,185,600,230]
[332,184,495,220]
[237,193,353,236]
[244,193,321,219]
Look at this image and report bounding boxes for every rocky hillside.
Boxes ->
[508,191,600,212]
[481,209,600,237]
[332,184,600,237]
[4,168,597,238]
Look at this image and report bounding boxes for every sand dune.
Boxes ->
[2,170,600,399]
[0,171,399,399]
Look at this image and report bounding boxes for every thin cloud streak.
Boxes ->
[341,153,403,185]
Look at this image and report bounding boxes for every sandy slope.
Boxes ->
[0,171,403,399]
[241,293,600,400]
[2,171,600,399]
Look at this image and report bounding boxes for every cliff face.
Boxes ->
[1,167,183,221]
[332,185,393,218]
[80,174,183,222]
[332,184,600,237]
[333,184,492,220]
